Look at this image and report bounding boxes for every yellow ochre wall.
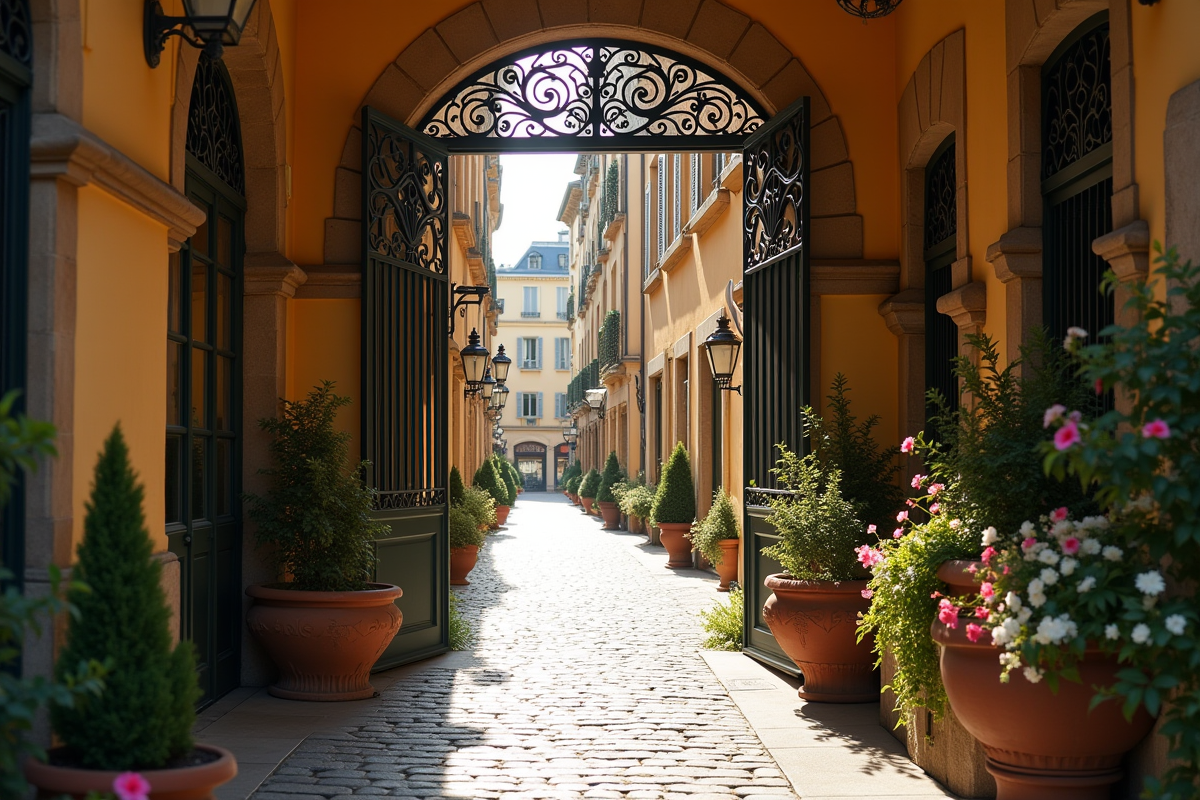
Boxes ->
[289,299,361,448]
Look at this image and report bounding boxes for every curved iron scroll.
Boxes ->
[0,0,31,66]
[365,120,448,272]
[743,104,807,270]
[1042,21,1111,181]
[376,489,448,511]
[186,54,245,196]
[421,40,764,152]
[923,139,956,253]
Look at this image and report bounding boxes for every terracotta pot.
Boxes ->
[245,583,403,701]
[629,515,643,534]
[933,621,1156,800]
[495,505,510,526]
[657,522,694,568]
[25,744,237,800]
[450,545,480,586]
[569,493,580,505]
[762,574,877,702]
[581,496,596,514]
[648,524,661,546]
[598,501,621,529]
[715,539,740,591]
[938,559,984,597]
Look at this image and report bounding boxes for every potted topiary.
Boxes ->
[560,462,580,497]
[567,470,583,505]
[243,381,402,702]
[496,456,520,508]
[578,468,600,515]
[596,451,624,529]
[449,464,466,505]
[689,488,741,591]
[620,484,655,535]
[25,425,237,798]
[460,484,497,532]
[651,443,697,568]
[448,506,486,585]
[475,458,510,526]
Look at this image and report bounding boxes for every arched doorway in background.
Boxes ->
[514,442,548,492]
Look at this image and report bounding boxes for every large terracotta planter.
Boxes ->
[714,538,740,591]
[762,574,877,702]
[495,505,510,526]
[598,500,621,529]
[629,515,644,534]
[245,583,403,701]
[569,493,580,505]
[581,496,596,514]
[450,545,480,586]
[657,522,694,568]
[25,744,237,800]
[933,621,1156,800]
[938,559,983,597]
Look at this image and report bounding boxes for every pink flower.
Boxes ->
[980,582,995,599]
[114,773,152,800]
[861,588,874,599]
[911,473,925,489]
[928,483,945,496]
[1051,506,1069,522]
[855,545,884,568]
[867,524,877,535]
[1002,565,1011,575]
[965,623,984,642]
[892,528,904,539]
[1054,421,1081,451]
[981,546,998,564]
[1061,537,1080,555]
[930,503,941,514]
[896,510,909,523]
[1043,404,1066,429]
[967,563,978,574]
[1143,419,1171,440]
[901,436,915,454]
[937,598,959,629]
[974,606,991,620]
[1021,537,1038,551]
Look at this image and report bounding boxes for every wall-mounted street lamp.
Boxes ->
[562,423,578,444]
[449,284,490,336]
[477,366,496,402]
[491,344,512,384]
[144,0,259,67]
[584,388,607,420]
[460,328,490,397]
[492,383,510,413]
[702,314,743,394]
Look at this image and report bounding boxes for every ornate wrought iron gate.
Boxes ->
[740,98,810,675]
[361,108,450,668]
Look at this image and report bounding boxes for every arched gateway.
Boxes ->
[365,36,811,672]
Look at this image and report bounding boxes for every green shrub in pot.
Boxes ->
[596,451,623,503]
[650,443,696,525]
[578,468,600,500]
[459,485,497,530]
[689,488,741,566]
[449,465,466,505]
[448,506,486,549]
[620,484,655,521]
[473,458,508,507]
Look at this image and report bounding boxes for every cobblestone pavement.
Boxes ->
[250,493,799,800]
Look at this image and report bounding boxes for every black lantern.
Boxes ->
[701,314,742,394]
[460,328,490,390]
[144,0,259,67]
[491,344,512,384]
[584,388,607,420]
[562,423,578,444]
[480,366,496,401]
[835,0,903,19]
[493,383,510,412]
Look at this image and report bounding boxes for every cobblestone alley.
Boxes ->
[248,493,799,800]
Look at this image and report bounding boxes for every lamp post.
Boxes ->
[701,314,743,394]
[562,422,578,465]
[144,0,260,66]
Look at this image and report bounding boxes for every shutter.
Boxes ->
[657,154,666,258]
[691,152,701,215]
[644,183,651,277]
[673,154,682,239]
[537,392,544,419]
[536,337,543,369]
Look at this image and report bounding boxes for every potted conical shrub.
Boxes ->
[475,458,510,526]
[448,506,486,585]
[620,484,654,535]
[25,426,237,798]
[566,470,583,504]
[596,451,624,529]
[460,484,496,532]
[495,455,519,510]
[244,382,402,702]
[651,443,697,568]
[578,468,600,515]
[689,488,741,591]
[449,464,466,505]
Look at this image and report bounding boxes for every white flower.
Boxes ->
[1077,575,1096,593]
[1105,624,1120,640]
[1023,666,1044,684]
[1080,515,1109,530]
[1033,614,1078,645]
[1017,607,1032,624]
[1080,538,1101,556]
[1020,521,1036,535]
[1028,578,1044,594]
[1131,623,1152,644]
[1059,557,1078,576]
[999,651,1021,669]
[1038,548,1061,565]
[1040,567,1059,586]
[1051,520,1073,539]
[1043,404,1066,429]
[1165,615,1187,635]
[981,526,999,546]
[1003,617,1021,638]
[992,625,1012,646]
[1103,546,1123,562]
[1028,590,1047,608]
[1135,571,1166,596]
[950,519,962,529]
[1006,592,1023,611]
[1066,326,1088,342]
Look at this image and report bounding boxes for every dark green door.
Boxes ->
[361,108,450,668]
[741,97,810,675]
[167,54,245,707]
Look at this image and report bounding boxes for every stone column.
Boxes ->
[986,226,1042,360]
[878,289,925,442]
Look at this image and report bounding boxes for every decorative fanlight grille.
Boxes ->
[186,54,245,196]
[836,0,904,19]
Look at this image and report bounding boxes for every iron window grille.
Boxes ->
[672,154,682,240]
[924,135,958,429]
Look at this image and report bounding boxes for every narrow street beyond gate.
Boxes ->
[203,494,952,800]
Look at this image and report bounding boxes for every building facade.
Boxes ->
[494,236,572,491]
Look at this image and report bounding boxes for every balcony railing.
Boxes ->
[566,358,600,412]
[521,310,540,318]
[556,310,569,320]
[566,292,575,319]
[599,309,621,374]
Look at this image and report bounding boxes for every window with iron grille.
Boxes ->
[657,154,667,260]
[713,152,726,187]
[522,286,539,317]
[1041,13,1114,352]
[924,135,958,429]
[690,153,702,216]
[555,337,571,370]
[672,154,682,240]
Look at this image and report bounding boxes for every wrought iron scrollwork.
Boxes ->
[421,40,763,150]
[1042,22,1111,180]
[375,489,447,510]
[365,119,447,272]
[744,487,795,509]
[923,141,956,252]
[0,0,31,67]
[743,110,806,269]
[186,54,245,195]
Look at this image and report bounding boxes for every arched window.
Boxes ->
[170,53,246,707]
[528,252,542,270]
[1041,13,1113,346]
[924,135,958,425]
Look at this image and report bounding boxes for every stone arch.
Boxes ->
[319,1,862,272]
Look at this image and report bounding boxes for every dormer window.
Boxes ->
[529,253,542,270]
[558,253,567,268]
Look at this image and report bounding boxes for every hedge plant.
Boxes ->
[596,451,623,503]
[578,468,600,499]
[473,459,508,507]
[491,455,517,506]
[52,426,199,770]
[449,465,466,505]
[620,484,655,520]
[459,485,497,529]
[449,506,486,549]
[651,442,696,525]
[689,488,740,565]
